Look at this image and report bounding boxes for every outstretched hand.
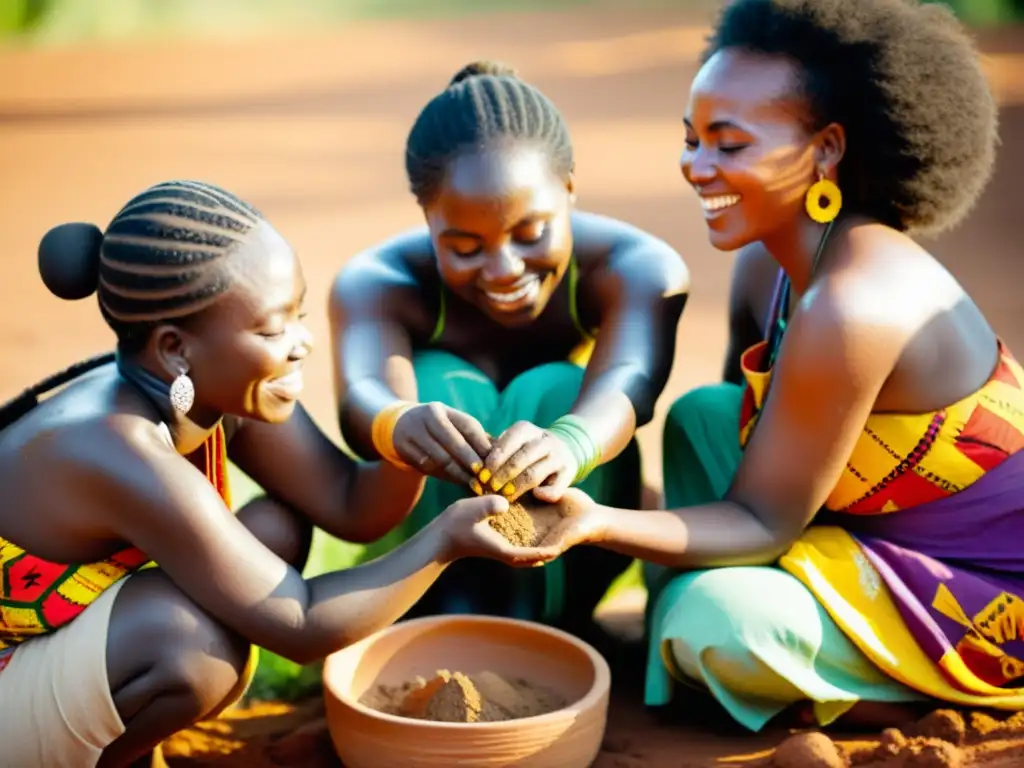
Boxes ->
[439,489,603,568]
[437,494,558,567]
[524,488,605,558]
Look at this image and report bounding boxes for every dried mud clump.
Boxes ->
[867,716,966,768]
[772,732,849,768]
[896,739,963,768]
[965,708,1024,740]
[874,728,910,759]
[902,710,966,746]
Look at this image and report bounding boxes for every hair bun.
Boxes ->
[38,222,104,301]
[448,60,517,87]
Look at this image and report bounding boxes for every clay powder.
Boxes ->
[361,669,566,724]
[487,499,565,548]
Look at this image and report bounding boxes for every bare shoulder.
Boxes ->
[570,210,690,296]
[820,223,954,322]
[0,409,183,548]
[793,224,940,368]
[331,228,433,301]
[0,378,168,468]
[329,228,438,331]
[71,416,235,554]
[27,412,176,488]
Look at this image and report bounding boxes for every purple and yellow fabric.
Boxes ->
[646,266,1024,730]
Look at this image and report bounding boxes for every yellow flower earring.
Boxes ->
[804,171,842,224]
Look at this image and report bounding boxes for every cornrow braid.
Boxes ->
[405,60,574,206]
[38,180,263,353]
[0,352,115,431]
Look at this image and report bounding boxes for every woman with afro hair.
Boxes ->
[519,0,1024,731]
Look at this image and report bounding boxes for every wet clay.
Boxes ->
[360,669,567,723]
[487,498,565,548]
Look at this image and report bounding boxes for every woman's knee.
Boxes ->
[107,571,251,722]
[236,494,312,570]
[503,362,584,426]
[411,350,495,407]
[664,384,741,443]
[654,567,825,677]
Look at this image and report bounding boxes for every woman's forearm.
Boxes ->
[290,520,449,664]
[340,377,410,460]
[565,260,688,465]
[334,459,426,543]
[592,500,789,568]
[566,384,640,466]
[563,349,672,468]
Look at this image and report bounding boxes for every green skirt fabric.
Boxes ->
[644,383,924,732]
[358,350,640,627]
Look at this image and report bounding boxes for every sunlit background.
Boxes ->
[2,0,1022,697]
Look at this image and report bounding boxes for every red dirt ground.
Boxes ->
[156,599,1024,767]
[3,7,1024,767]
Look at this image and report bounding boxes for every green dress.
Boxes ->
[353,258,641,629]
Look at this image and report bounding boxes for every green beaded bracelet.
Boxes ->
[547,414,602,485]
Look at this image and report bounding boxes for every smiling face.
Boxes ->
[422,142,575,326]
[178,220,313,424]
[681,48,821,252]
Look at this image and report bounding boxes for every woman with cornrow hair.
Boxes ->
[0,179,544,767]
[507,0,1024,734]
[331,61,690,638]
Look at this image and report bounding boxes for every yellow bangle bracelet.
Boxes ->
[371,400,417,470]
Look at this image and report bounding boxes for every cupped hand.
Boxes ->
[436,494,562,567]
[391,403,492,484]
[524,488,605,558]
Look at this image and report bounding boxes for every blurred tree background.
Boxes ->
[2,0,1022,45]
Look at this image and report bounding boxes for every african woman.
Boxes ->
[0,180,539,767]
[512,0,1024,732]
[330,61,689,634]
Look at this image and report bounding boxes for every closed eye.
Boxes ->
[515,227,547,245]
[451,244,482,258]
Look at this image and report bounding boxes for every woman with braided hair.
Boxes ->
[501,0,1024,732]
[0,179,548,767]
[330,61,690,635]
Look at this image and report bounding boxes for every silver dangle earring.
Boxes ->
[169,369,195,415]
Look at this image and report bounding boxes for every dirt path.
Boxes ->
[2,8,1023,489]
[3,8,1024,767]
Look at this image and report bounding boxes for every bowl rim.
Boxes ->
[322,613,612,730]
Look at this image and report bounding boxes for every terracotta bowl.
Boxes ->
[322,614,611,768]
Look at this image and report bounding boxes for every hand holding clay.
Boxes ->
[484,489,600,564]
[480,420,578,502]
[517,489,604,559]
[391,403,493,484]
[437,494,559,567]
